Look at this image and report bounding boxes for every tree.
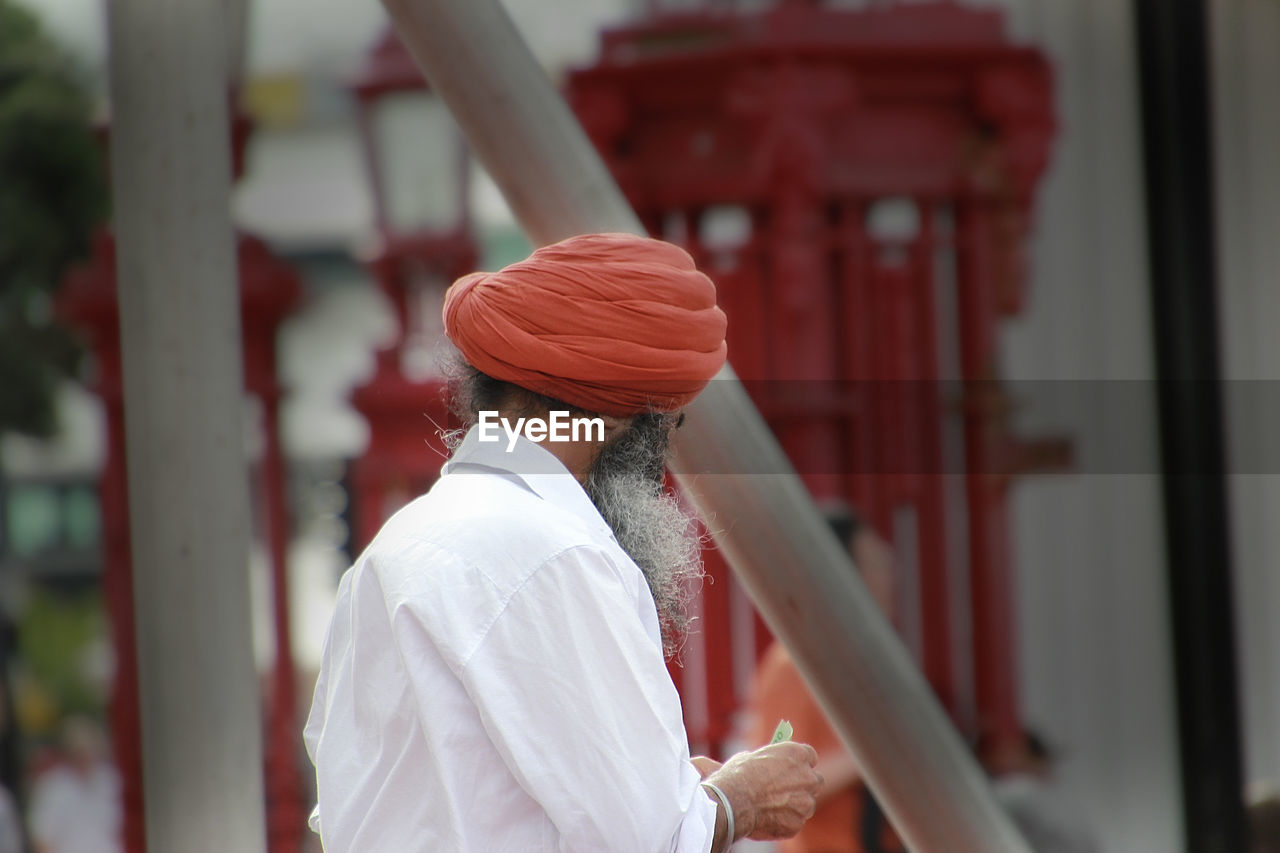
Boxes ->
[0,0,105,438]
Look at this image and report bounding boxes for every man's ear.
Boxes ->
[595,413,631,442]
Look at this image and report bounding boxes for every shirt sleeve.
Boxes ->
[423,543,715,853]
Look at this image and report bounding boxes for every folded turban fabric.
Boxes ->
[442,232,728,417]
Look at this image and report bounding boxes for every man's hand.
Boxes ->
[703,741,824,841]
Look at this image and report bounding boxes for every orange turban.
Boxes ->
[442,233,727,417]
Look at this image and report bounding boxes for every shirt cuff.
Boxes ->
[672,779,719,853]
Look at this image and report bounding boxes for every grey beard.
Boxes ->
[584,413,704,658]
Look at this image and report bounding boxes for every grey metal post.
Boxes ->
[105,0,268,850]
[225,0,249,84]
[378,1,1029,850]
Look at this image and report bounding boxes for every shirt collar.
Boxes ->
[442,424,616,541]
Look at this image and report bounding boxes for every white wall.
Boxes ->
[1212,0,1280,797]
[982,0,1280,848]
[988,0,1184,850]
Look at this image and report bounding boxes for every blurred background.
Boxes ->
[1,0,1278,851]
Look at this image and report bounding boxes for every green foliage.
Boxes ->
[0,0,106,438]
[16,586,108,721]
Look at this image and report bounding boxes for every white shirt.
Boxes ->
[304,426,716,852]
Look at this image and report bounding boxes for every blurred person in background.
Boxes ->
[0,784,19,853]
[745,509,905,853]
[1250,793,1280,853]
[27,716,121,853]
[977,729,1098,853]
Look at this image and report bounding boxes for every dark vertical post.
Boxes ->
[0,474,17,808]
[1134,2,1245,851]
[0,610,20,809]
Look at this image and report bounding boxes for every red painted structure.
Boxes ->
[58,224,307,851]
[567,0,1063,753]
[347,31,478,548]
[345,235,465,548]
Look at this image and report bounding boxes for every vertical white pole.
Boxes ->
[105,0,268,849]
[225,0,249,86]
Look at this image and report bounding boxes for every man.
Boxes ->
[27,716,122,853]
[305,233,823,852]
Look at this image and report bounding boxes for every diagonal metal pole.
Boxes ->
[377,1,1029,850]
[105,0,268,850]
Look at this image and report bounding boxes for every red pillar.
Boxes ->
[239,235,305,853]
[567,1,1058,741]
[59,230,307,853]
[58,231,146,853]
[956,195,1019,745]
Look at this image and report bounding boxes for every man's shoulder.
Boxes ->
[418,469,595,540]
[347,471,620,668]
[364,469,608,589]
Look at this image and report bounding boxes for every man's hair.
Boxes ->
[444,355,593,427]
[820,502,863,551]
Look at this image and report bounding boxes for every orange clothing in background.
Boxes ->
[746,642,903,853]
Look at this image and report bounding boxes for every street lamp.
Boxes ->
[347,29,479,550]
[352,29,471,242]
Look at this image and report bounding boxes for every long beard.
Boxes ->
[584,414,704,658]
